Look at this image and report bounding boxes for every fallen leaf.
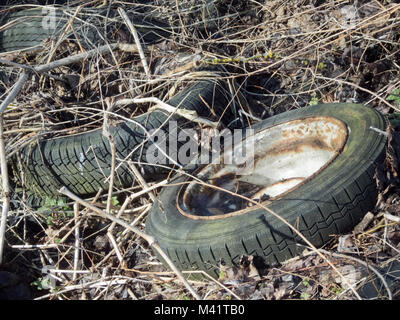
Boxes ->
[337,234,357,253]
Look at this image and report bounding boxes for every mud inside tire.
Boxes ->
[146,103,388,278]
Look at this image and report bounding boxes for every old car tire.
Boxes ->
[0,7,170,53]
[146,103,388,278]
[16,79,236,205]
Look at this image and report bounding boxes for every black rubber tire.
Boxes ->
[16,79,235,202]
[0,7,170,52]
[146,103,388,278]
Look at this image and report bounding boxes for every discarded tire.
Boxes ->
[16,79,236,204]
[0,7,170,52]
[146,103,388,278]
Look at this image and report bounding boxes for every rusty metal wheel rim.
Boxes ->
[178,116,348,219]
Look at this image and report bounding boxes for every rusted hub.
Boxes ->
[179,116,348,218]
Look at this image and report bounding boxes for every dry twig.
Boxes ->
[117,7,150,78]
[0,114,10,265]
[58,186,201,300]
[116,97,219,128]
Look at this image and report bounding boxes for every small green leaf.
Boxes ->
[111,196,119,206]
[57,198,66,207]
[37,206,47,213]
[31,277,51,290]
[387,95,400,101]
[45,197,57,207]
[300,292,311,300]
[46,216,53,226]
[309,94,318,106]
[317,62,326,70]
[387,89,400,102]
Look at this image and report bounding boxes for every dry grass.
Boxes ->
[0,0,400,300]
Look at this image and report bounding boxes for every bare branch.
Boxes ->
[0,113,10,264]
[118,7,150,78]
[58,186,202,300]
[116,97,219,128]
